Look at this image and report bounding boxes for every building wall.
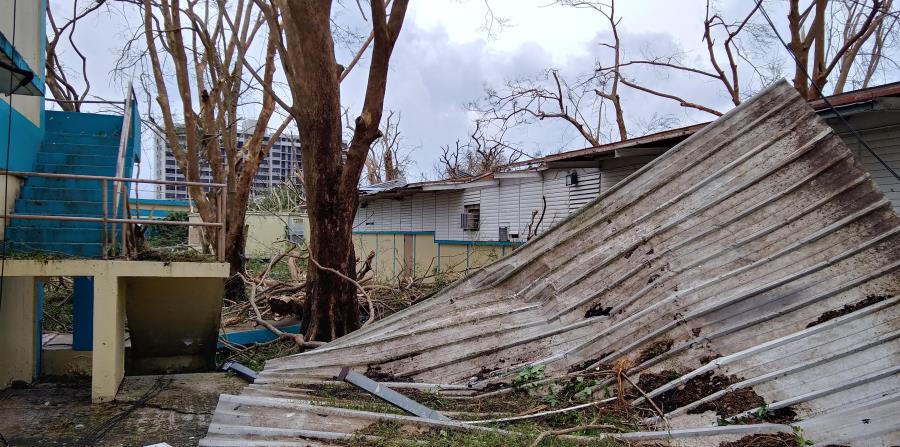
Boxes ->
[156,127,302,200]
[840,124,900,212]
[189,211,307,258]
[351,123,900,282]
[130,198,192,220]
[0,0,45,173]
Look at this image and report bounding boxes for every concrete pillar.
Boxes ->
[0,277,38,387]
[91,273,124,403]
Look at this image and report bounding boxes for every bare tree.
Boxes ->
[45,0,108,111]
[474,0,898,155]
[829,0,898,93]
[469,69,605,150]
[786,0,891,98]
[252,0,410,341]
[365,110,413,184]
[136,0,287,280]
[436,119,525,178]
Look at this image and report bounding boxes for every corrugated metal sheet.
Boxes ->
[204,81,900,446]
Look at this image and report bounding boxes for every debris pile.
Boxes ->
[202,81,900,446]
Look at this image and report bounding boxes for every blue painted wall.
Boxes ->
[0,98,43,171]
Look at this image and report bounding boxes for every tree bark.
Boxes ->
[275,0,408,341]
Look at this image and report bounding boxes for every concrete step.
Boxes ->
[45,110,124,136]
[33,163,117,176]
[8,218,105,229]
[21,176,116,190]
[40,141,119,157]
[13,198,124,216]
[36,152,118,167]
[19,187,112,202]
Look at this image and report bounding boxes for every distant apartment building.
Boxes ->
[154,120,302,199]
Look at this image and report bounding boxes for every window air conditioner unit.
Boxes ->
[499,226,509,242]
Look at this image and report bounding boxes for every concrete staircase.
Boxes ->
[4,111,135,258]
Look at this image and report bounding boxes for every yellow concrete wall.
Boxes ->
[0,260,229,402]
[125,277,224,373]
[352,232,516,282]
[189,212,306,258]
[437,244,468,274]
[42,349,92,377]
[469,245,505,269]
[413,234,438,279]
[0,277,37,387]
[244,213,289,258]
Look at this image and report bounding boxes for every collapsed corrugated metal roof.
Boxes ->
[203,80,900,446]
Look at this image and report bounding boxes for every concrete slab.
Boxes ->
[0,373,245,447]
[0,260,229,402]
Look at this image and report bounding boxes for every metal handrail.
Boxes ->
[2,170,225,187]
[0,170,227,261]
[112,83,134,226]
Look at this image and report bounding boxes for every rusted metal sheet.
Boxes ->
[202,80,900,446]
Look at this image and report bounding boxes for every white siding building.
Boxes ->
[352,83,900,281]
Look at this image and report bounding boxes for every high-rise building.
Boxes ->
[154,120,302,199]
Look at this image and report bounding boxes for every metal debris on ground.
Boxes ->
[201,80,900,446]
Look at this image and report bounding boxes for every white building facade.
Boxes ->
[154,121,302,199]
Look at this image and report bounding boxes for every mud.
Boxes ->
[637,371,741,412]
[636,338,674,364]
[690,388,765,417]
[807,295,889,327]
[718,433,799,447]
[364,365,414,382]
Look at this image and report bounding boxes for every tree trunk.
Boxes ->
[276,0,408,342]
[302,193,360,341]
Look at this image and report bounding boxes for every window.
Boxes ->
[460,204,480,231]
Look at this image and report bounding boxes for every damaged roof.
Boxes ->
[203,80,900,446]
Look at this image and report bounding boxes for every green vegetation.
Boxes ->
[512,365,546,388]
[42,277,74,333]
[246,256,297,283]
[345,419,628,447]
[146,211,189,248]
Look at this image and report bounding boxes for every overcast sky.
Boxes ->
[49,0,898,182]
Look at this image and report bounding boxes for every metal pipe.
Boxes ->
[121,183,127,258]
[1,170,226,188]
[217,188,226,262]
[0,214,224,227]
[44,99,126,104]
[102,179,108,259]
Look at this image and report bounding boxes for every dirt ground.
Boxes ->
[0,373,245,447]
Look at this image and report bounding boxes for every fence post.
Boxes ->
[218,188,226,262]
[120,182,127,259]
[102,179,108,259]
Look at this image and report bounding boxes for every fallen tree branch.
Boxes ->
[622,372,670,431]
[307,251,376,327]
[239,272,324,350]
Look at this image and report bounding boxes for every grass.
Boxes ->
[344,419,629,447]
